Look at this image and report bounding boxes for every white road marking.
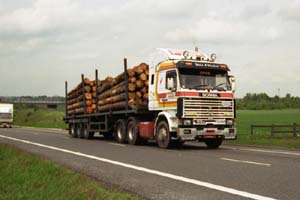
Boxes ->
[0,134,277,200]
[227,147,300,156]
[19,127,67,134]
[221,158,271,166]
[109,143,126,147]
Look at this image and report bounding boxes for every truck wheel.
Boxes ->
[74,124,81,138]
[69,124,75,135]
[156,120,171,149]
[82,124,93,139]
[205,139,223,149]
[115,119,126,143]
[127,117,140,145]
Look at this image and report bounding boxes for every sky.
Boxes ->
[0,0,300,98]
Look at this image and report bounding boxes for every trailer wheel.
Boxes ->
[205,139,222,149]
[127,117,140,145]
[115,119,126,143]
[71,124,79,138]
[82,124,93,139]
[69,124,75,135]
[156,120,172,149]
[75,124,81,138]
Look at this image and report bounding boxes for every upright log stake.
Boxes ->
[96,69,99,113]
[81,74,86,114]
[124,58,129,112]
[65,81,68,116]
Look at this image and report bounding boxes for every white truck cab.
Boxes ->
[0,103,13,128]
[148,49,236,148]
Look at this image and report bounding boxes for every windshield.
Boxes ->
[178,68,231,91]
[0,113,12,119]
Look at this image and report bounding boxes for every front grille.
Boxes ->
[183,98,234,119]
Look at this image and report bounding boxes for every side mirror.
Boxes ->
[229,76,236,92]
[167,77,175,91]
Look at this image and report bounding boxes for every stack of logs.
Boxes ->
[67,63,149,115]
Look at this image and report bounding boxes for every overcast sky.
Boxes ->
[0,0,300,98]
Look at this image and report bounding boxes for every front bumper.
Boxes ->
[178,127,236,141]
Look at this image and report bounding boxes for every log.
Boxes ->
[128,83,136,92]
[141,87,147,94]
[86,106,93,113]
[139,63,148,71]
[134,65,144,75]
[130,77,136,83]
[92,92,97,98]
[136,91,142,98]
[139,73,147,81]
[85,85,91,92]
[128,92,136,100]
[98,93,126,106]
[85,93,92,100]
[145,80,149,87]
[86,100,92,106]
[128,99,137,109]
[127,69,135,77]
[113,72,125,85]
[84,78,91,85]
[91,104,96,110]
[135,80,144,89]
[98,81,113,93]
[145,69,149,75]
[143,93,149,100]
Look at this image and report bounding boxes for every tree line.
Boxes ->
[237,93,300,110]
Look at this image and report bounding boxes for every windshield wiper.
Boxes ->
[212,83,228,91]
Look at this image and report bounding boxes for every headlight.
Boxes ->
[226,119,234,125]
[183,119,192,125]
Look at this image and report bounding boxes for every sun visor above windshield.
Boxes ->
[177,61,230,71]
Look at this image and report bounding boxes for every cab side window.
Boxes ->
[166,70,177,90]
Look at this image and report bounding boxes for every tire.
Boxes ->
[69,124,75,135]
[156,120,172,149]
[82,124,93,139]
[127,117,140,145]
[114,119,126,143]
[74,124,81,138]
[205,139,223,149]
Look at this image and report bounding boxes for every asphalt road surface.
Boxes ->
[1,127,300,200]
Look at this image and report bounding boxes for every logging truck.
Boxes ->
[64,48,236,149]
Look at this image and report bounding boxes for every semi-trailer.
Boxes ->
[64,48,236,149]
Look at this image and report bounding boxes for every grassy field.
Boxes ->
[14,107,67,129]
[13,105,300,148]
[226,109,300,148]
[0,144,137,200]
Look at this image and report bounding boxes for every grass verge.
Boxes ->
[0,144,137,200]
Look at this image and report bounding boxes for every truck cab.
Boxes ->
[0,103,13,128]
[148,49,236,148]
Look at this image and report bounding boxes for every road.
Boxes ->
[1,127,300,200]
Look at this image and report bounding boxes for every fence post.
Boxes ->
[293,123,297,137]
[271,124,274,137]
[250,125,253,136]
